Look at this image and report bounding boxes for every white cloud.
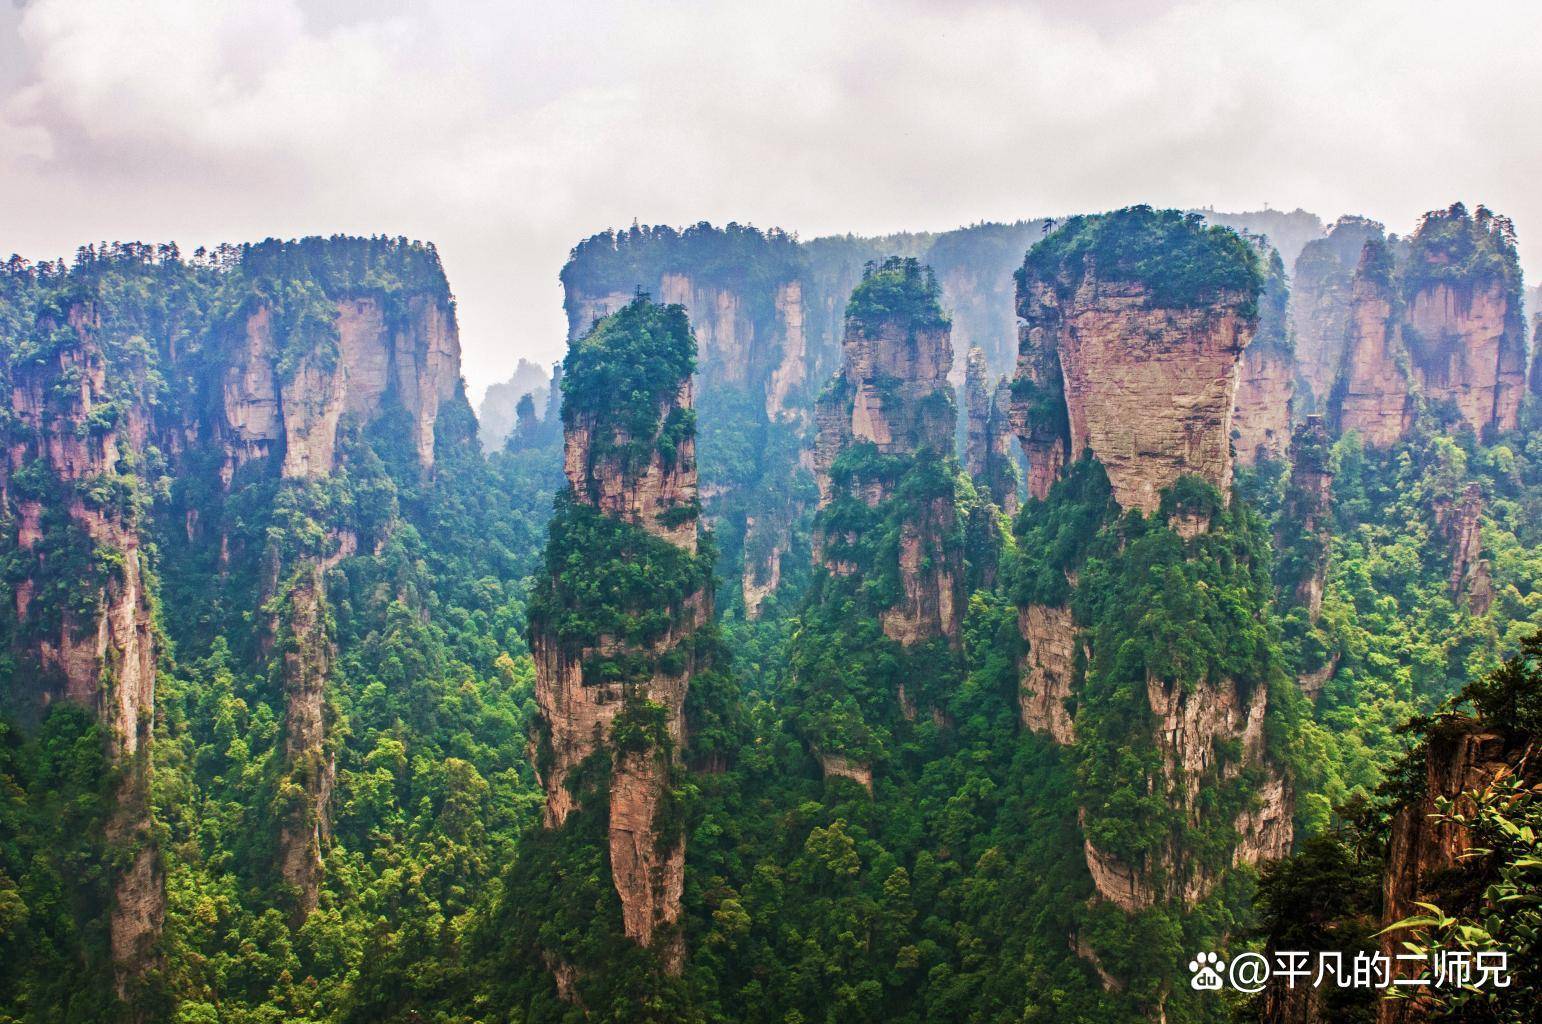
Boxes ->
[2,0,1541,399]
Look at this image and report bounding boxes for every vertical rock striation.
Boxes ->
[1231,244,1294,465]
[530,297,710,975]
[964,346,1022,516]
[5,299,164,994]
[1009,210,1292,1007]
[1290,216,1385,412]
[1011,210,1258,517]
[813,257,962,647]
[1327,204,1526,448]
[1331,238,1414,446]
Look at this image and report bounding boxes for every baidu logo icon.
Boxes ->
[1188,952,1224,991]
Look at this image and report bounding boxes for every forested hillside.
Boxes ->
[1,204,1539,1024]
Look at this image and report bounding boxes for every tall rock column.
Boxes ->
[1230,243,1295,465]
[1009,209,1293,1011]
[1290,216,1386,412]
[964,346,1022,516]
[1399,203,1527,438]
[1011,210,1257,515]
[529,296,710,975]
[5,301,164,994]
[1330,238,1415,446]
[797,257,964,783]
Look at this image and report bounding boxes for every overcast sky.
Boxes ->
[3,0,1540,401]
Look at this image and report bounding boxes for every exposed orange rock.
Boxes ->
[1403,280,1525,436]
[1290,217,1385,412]
[965,347,1021,515]
[1016,603,1077,744]
[532,311,706,975]
[564,380,699,553]
[223,293,461,480]
[6,303,163,994]
[813,284,961,649]
[1377,719,1509,1023]
[1331,242,1414,446]
[1232,342,1293,465]
[1014,275,1255,516]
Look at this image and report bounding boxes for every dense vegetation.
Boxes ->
[1,208,1539,1024]
[1018,206,1264,313]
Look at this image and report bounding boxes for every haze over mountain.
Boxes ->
[5,0,1542,397]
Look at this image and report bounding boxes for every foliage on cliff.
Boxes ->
[1018,205,1263,314]
[845,256,952,333]
[1402,202,1523,301]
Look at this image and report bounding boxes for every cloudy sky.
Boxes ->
[2,0,1540,400]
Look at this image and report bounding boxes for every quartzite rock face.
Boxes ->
[1331,243,1414,446]
[564,380,700,553]
[813,266,962,648]
[1230,242,1294,466]
[1232,342,1293,466]
[964,347,1021,515]
[1377,719,1509,1024]
[6,303,164,993]
[1015,603,1077,744]
[1326,206,1526,448]
[224,293,461,480]
[1402,279,1525,436]
[1015,274,1255,516]
[1290,217,1385,411]
[1436,482,1492,615]
[533,302,707,970]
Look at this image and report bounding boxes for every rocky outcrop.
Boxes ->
[1326,205,1526,447]
[223,293,460,480]
[1231,243,1293,466]
[1232,343,1293,466]
[1290,217,1385,411]
[1436,482,1492,615]
[1280,416,1335,622]
[964,347,1021,515]
[813,260,962,649]
[564,380,699,552]
[1377,718,1509,1023]
[1330,241,1414,447]
[275,561,338,921]
[1014,275,1255,516]
[1402,278,1525,437]
[6,303,164,994]
[1016,603,1077,744]
[532,299,707,975]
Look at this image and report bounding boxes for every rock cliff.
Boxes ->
[1290,216,1385,412]
[1377,718,1510,1023]
[1330,239,1414,446]
[813,257,961,647]
[1230,245,1294,465]
[964,347,1022,515]
[5,300,164,994]
[1013,208,1258,518]
[1009,212,1291,1007]
[223,292,461,480]
[1327,204,1526,447]
[1435,482,1492,615]
[530,297,709,975]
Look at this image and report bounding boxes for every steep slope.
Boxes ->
[1231,243,1295,465]
[527,297,717,981]
[1009,208,1295,1013]
[1289,216,1386,412]
[797,256,966,782]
